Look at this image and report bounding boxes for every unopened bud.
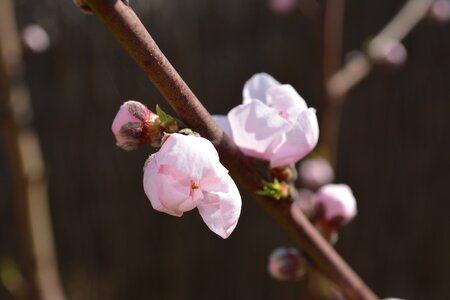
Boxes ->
[313,184,357,230]
[428,0,450,24]
[268,0,298,15]
[298,158,334,190]
[21,24,50,54]
[368,37,407,68]
[112,101,161,150]
[267,247,308,281]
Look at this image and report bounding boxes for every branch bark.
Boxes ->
[83,0,377,299]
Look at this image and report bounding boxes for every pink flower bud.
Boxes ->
[313,184,357,229]
[428,0,450,23]
[267,247,308,281]
[214,73,319,168]
[268,0,298,15]
[298,158,334,190]
[368,37,407,69]
[143,133,242,239]
[111,101,160,150]
[21,24,50,54]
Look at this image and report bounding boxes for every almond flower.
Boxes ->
[111,101,161,150]
[313,184,357,228]
[214,73,319,168]
[143,133,241,239]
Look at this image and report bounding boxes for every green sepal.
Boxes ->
[256,178,282,200]
[156,105,174,122]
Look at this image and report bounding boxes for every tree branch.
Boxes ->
[327,0,434,99]
[83,0,377,299]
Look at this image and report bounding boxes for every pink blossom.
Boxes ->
[313,184,357,227]
[111,101,160,150]
[298,158,334,190]
[268,0,298,15]
[143,133,241,239]
[214,73,319,168]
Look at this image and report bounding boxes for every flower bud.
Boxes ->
[21,24,50,54]
[368,37,407,69]
[111,101,161,150]
[298,158,334,190]
[313,184,357,230]
[267,247,308,281]
[428,0,450,24]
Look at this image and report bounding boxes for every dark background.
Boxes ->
[1,0,450,299]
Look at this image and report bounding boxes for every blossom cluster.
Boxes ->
[111,73,357,244]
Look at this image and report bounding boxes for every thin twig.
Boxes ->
[327,0,434,99]
[0,1,67,299]
[83,1,377,299]
[320,0,433,170]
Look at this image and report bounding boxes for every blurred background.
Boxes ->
[1,0,450,299]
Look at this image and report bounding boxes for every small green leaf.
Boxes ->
[156,105,174,122]
[256,179,282,200]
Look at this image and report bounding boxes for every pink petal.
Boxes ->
[157,134,228,181]
[266,84,308,121]
[197,174,242,239]
[314,184,357,223]
[243,73,280,104]
[143,157,194,216]
[212,115,233,138]
[269,108,319,168]
[228,100,290,161]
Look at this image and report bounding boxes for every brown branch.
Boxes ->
[327,0,434,99]
[83,0,377,299]
[0,1,67,300]
[320,0,433,170]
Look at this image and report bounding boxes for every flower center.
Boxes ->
[278,111,289,119]
[191,181,200,190]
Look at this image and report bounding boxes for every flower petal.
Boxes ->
[269,108,319,167]
[243,73,280,104]
[228,100,290,161]
[212,115,233,138]
[157,133,228,181]
[143,156,191,216]
[197,174,242,239]
[266,84,308,121]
